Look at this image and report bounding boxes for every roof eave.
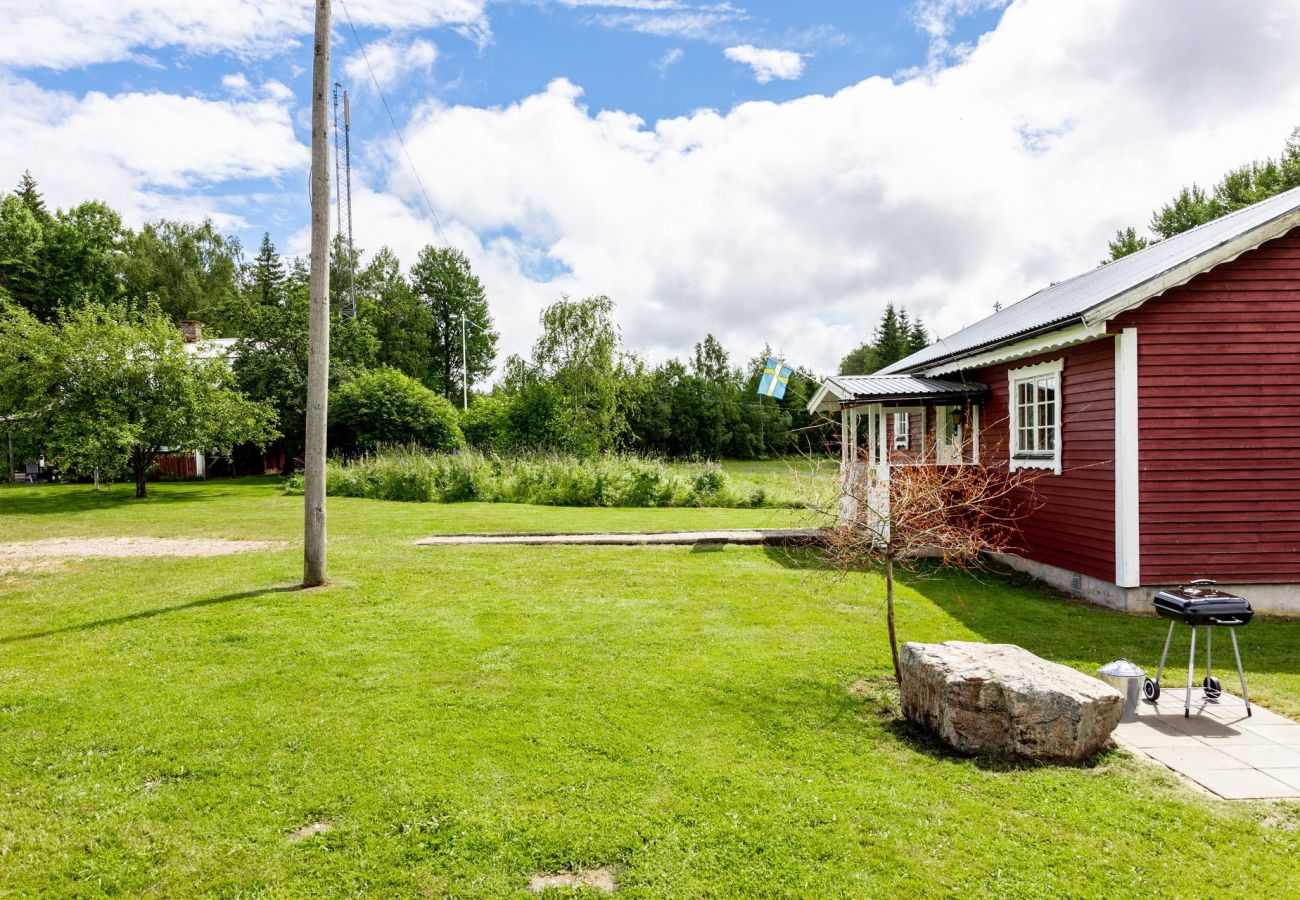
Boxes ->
[887,200,1300,376]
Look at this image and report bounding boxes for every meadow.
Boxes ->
[1,477,1298,897]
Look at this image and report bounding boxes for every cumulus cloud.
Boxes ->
[354,0,1300,374]
[0,76,306,226]
[723,45,805,83]
[0,0,487,69]
[344,38,438,92]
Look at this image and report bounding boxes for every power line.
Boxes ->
[336,0,452,250]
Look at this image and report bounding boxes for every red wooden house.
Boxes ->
[809,187,1300,615]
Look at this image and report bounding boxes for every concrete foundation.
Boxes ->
[991,553,1300,618]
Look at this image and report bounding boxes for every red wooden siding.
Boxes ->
[1113,228,1300,583]
[973,339,1117,582]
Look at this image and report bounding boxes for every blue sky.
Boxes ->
[4,1,1299,371]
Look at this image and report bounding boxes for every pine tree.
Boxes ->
[14,171,48,219]
[253,232,285,306]
[839,303,930,374]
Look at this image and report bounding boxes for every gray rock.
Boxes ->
[899,641,1123,762]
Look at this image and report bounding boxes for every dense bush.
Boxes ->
[284,447,790,508]
[459,394,510,451]
[330,368,464,454]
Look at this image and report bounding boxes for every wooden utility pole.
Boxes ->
[303,0,332,587]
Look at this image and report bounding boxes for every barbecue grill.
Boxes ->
[1142,579,1252,717]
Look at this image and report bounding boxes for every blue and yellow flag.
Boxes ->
[757,356,793,400]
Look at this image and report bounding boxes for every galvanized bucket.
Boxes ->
[1098,659,1146,720]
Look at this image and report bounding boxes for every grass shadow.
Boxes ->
[0,484,229,516]
[0,584,305,645]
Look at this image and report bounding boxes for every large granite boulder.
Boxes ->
[899,641,1123,762]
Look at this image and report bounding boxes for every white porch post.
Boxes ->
[193,449,206,479]
[840,408,850,470]
[1115,328,1140,587]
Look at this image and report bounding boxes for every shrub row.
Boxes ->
[284,447,788,508]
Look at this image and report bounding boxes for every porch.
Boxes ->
[807,374,988,518]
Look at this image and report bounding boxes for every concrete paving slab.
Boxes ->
[1115,691,1300,799]
[414,528,823,547]
[1267,768,1300,791]
[1143,745,1250,771]
[1237,723,1300,746]
[1219,743,1300,768]
[1183,768,1300,801]
[1112,722,1200,749]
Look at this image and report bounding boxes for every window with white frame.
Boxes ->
[1009,359,1063,472]
[893,412,909,449]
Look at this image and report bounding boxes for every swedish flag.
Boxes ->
[757,356,793,400]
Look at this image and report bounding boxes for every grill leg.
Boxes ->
[1205,627,1215,702]
[1185,626,1197,718]
[1229,628,1251,717]
[1155,621,1175,683]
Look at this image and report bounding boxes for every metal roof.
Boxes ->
[879,185,1300,375]
[822,374,987,404]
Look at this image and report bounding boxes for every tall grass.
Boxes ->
[284,447,796,508]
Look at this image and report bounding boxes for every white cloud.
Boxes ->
[353,0,1300,375]
[653,47,685,76]
[0,0,487,69]
[221,72,252,95]
[344,38,438,92]
[0,76,306,226]
[723,45,805,83]
[589,4,747,42]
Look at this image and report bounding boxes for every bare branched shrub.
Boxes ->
[813,411,1042,683]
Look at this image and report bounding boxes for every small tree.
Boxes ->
[818,438,1039,684]
[11,304,279,497]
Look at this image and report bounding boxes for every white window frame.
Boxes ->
[1008,358,1063,474]
[892,412,909,450]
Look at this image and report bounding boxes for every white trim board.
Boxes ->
[1007,358,1063,474]
[922,321,1107,377]
[1114,329,1140,587]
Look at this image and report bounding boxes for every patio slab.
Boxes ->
[1113,691,1300,800]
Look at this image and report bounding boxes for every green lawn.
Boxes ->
[1,479,1298,897]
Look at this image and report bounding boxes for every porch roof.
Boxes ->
[807,374,988,412]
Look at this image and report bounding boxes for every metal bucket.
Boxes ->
[1098,659,1146,720]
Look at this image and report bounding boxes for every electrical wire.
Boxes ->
[336,0,452,250]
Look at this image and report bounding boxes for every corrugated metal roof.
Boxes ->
[880,185,1300,374]
[826,374,987,402]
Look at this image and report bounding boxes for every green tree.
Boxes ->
[3,303,277,497]
[409,246,497,402]
[252,232,286,307]
[0,194,48,317]
[357,247,434,383]
[839,303,929,374]
[14,171,49,220]
[121,219,243,329]
[691,333,731,384]
[1105,226,1149,263]
[331,368,464,454]
[1107,126,1300,260]
[233,262,376,473]
[530,294,626,454]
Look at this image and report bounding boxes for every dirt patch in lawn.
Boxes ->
[0,537,284,575]
[287,821,332,842]
[527,865,617,893]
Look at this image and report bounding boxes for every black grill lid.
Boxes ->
[1153,580,1252,626]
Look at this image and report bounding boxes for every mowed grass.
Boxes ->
[1,479,1299,897]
